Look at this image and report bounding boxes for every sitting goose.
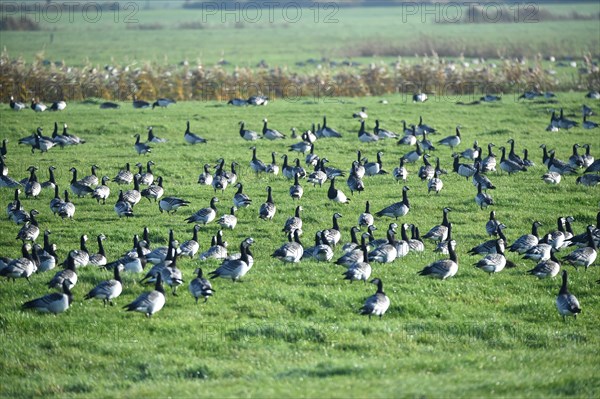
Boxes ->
[353,107,368,119]
[198,234,228,262]
[413,93,428,103]
[583,115,599,129]
[123,273,166,318]
[239,121,261,141]
[22,279,72,314]
[9,96,25,111]
[415,116,437,135]
[184,121,207,144]
[272,230,304,263]
[397,125,417,146]
[152,98,176,109]
[262,118,285,139]
[528,251,561,279]
[189,268,214,303]
[358,120,379,143]
[375,186,410,219]
[359,278,391,319]
[147,126,167,143]
[474,239,507,275]
[320,115,342,138]
[419,239,458,280]
[132,95,150,109]
[373,120,398,139]
[31,98,47,112]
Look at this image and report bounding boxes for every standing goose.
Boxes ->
[178,225,201,258]
[393,157,408,183]
[438,126,461,149]
[420,131,436,152]
[114,190,134,218]
[112,163,133,186]
[556,270,581,321]
[9,96,25,111]
[85,264,122,306]
[122,175,142,207]
[22,279,73,314]
[418,154,435,181]
[419,239,458,280]
[141,176,164,202]
[69,167,94,197]
[133,134,151,155]
[321,115,342,138]
[64,234,90,268]
[358,201,374,228]
[470,226,508,256]
[499,146,527,175]
[288,138,312,154]
[152,98,176,109]
[423,207,452,242]
[137,160,155,186]
[289,173,304,200]
[16,210,40,242]
[481,143,497,173]
[198,164,214,186]
[506,139,525,167]
[262,118,285,139]
[184,121,207,144]
[327,177,350,204]
[185,197,219,225]
[78,165,100,187]
[343,235,372,283]
[41,165,57,190]
[24,166,41,199]
[159,254,185,296]
[452,153,477,180]
[474,239,507,275]
[123,273,166,318]
[346,162,365,195]
[147,126,167,143]
[568,144,584,169]
[523,235,553,262]
[580,144,594,168]
[562,226,597,270]
[342,226,361,253]
[486,210,502,237]
[472,162,496,190]
[259,186,276,220]
[283,206,303,235]
[49,185,64,215]
[546,217,566,251]
[89,234,107,267]
[397,125,417,146]
[218,206,238,230]
[509,221,542,254]
[375,186,410,220]
[233,183,253,208]
[528,251,561,279]
[266,151,280,175]
[322,213,343,247]
[358,120,379,143]
[272,231,304,263]
[158,196,190,214]
[403,141,423,164]
[434,222,455,255]
[307,159,328,187]
[373,120,398,139]
[548,151,578,175]
[427,169,444,195]
[408,224,425,253]
[48,254,78,290]
[189,268,214,303]
[360,278,390,319]
[239,121,261,141]
[58,190,76,220]
[475,183,494,210]
[522,148,535,167]
[364,151,387,176]
[1,244,36,281]
[249,147,267,175]
[198,231,228,261]
[460,140,480,160]
[351,150,366,179]
[281,154,296,180]
[210,238,254,281]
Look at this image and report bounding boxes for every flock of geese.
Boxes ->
[1,92,599,322]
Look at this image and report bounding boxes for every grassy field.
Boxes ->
[0,91,599,398]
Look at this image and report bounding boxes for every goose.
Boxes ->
[85,264,122,307]
[343,236,372,283]
[413,93,428,103]
[107,242,146,273]
[419,240,458,280]
[63,234,90,268]
[68,167,93,198]
[562,226,597,270]
[22,279,73,314]
[423,207,451,242]
[364,151,387,176]
[233,183,252,208]
[418,154,435,181]
[346,162,365,195]
[321,158,344,180]
[392,157,408,183]
[141,176,164,202]
[327,177,350,204]
[88,176,110,205]
[289,173,304,200]
[557,108,578,130]
[198,164,214,186]
[499,146,527,174]
[158,196,190,214]
[60,123,85,146]
[47,185,63,215]
[304,126,318,143]
[30,99,47,112]
[158,255,184,296]
[358,120,379,143]
[272,230,304,263]
[568,213,600,248]
[123,273,166,317]
[582,104,593,117]
[228,98,248,106]
[419,131,435,151]
[147,126,167,143]
[184,121,207,144]
[481,143,497,173]
[375,186,410,219]
[509,221,542,254]
[583,158,600,173]
[178,225,201,258]
[522,149,535,167]
[57,190,76,220]
[586,91,600,99]
[475,183,494,210]
[112,163,133,185]
[528,251,561,279]
[427,169,444,194]
[408,225,425,252]
[100,101,120,109]
[468,225,508,256]
[78,165,100,187]
[438,126,461,149]
[322,212,343,247]
[185,197,218,224]
[373,120,397,139]
[546,111,560,132]
[581,144,594,168]
[307,159,328,187]
[415,116,437,135]
[132,95,150,109]
[542,171,562,185]
[1,244,36,281]
[506,139,525,166]
[210,238,254,281]
[239,121,261,141]
[548,151,577,175]
[583,115,599,129]
[48,100,66,111]
[320,115,342,138]
[556,270,581,321]
[218,206,238,230]
[199,232,228,261]
[353,107,368,119]
[568,144,585,169]
[460,141,480,160]
[358,201,374,228]
[266,151,281,175]
[288,139,312,154]
[137,160,155,186]
[152,98,176,109]
[342,226,361,253]
[262,118,286,139]
[434,222,455,255]
[257,185,276,220]
[18,128,40,147]
[336,229,364,267]
[304,231,334,262]
[522,235,553,262]
[189,268,214,303]
[368,224,398,263]
[282,206,303,235]
[114,190,134,218]
[9,96,25,111]
[486,210,502,236]
[141,236,176,278]
[51,122,71,148]
[394,223,411,258]
[24,166,41,199]
[360,278,390,319]
[249,146,267,174]
[48,254,78,290]
[87,234,108,267]
[472,162,496,190]
[403,142,423,163]
[452,153,477,180]
[397,125,417,146]
[16,210,40,242]
[134,134,152,155]
[474,239,506,275]
[122,175,142,207]
[247,95,268,106]
[576,174,600,186]
[350,150,366,179]
[37,230,57,272]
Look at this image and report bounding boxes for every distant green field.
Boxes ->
[0,92,599,398]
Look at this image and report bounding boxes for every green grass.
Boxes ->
[0,92,599,398]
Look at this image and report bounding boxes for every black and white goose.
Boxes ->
[556,270,581,321]
[322,212,343,247]
[418,154,434,181]
[262,118,285,140]
[320,115,342,138]
[307,159,328,187]
[239,121,261,141]
[397,124,417,146]
[415,116,437,135]
[468,224,508,256]
[197,164,213,186]
[158,254,184,296]
[288,139,312,154]
[568,144,585,169]
[68,167,93,198]
[9,96,25,111]
[38,230,58,272]
[233,183,253,208]
[189,268,214,303]
[353,106,368,119]
[472,162,496,190]
[141,176,164,202]
[272,230,304,263]
[499,146,527,174]
[368,224,398,263]
[523,235,553,262]
[289,173,304,200]
[583,115,599,129]
[509,221,542,254]
[474,239,507,275]
[375,186,410,219]
[327,177,350,204]
[122,175,142,207]
[49,254,78,290]
[481,143,497,173]
[364,151,387,176]
[580,144,594,168]
[78,164,100,187]
[152,98,176,109]
[358,201,374,228]
[342,226,361,253]
[259,186,276,220]
[522,149,535,167]
[147,126,167,143]
[506,139,525,167]
[419,239,458,280]
[112,163,134,185]
[305,144,320,168]
[85,264,122,306]
[358,120,379,143]
[24,166,41,199]
[107,242,146,273]
[132,95,150,109]
[452,153,476,180]
[249,146,267,174]
[158,196,190,214]
[218,206,238,230]
[373,120,398,139]
[49,100,66,111]
[427,169,444,195]
[346,162,365,195]
[184,121,207,144]
[434,222,455,255]
[16,209,40,243]
[438,126,461,149]
[114,190,134,218]
[563,226,597,270]
[178,225,201,258]
[185,197,218,225]
[486,210,502,237]
[548,151,577,175]
[283,206,303,235]
[528,251,561,279]
[266,151,281,175]
[413,93,428,103]
[134,134,152,155]
[408,224,425,253]
[57,190,76,220]
[199,231,228,261]
[136,161,155,186]
[393,157,408,183]
[123,273,166,317]
[423,207,451,242]
[475,183,494,210]
[360,278,390,319]
[1,244,36,281]
[343,236,372,283]
[557,108,578,130]
[88,234,107,267]
[30,98,47,112]
[402,141,423,164]
[22,279,72,314]
[460,141,480,160]
[210,238,254,281]
[576,174,600,186]
[48,185,63,215]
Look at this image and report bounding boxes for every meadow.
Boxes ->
[1,2,600,398]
